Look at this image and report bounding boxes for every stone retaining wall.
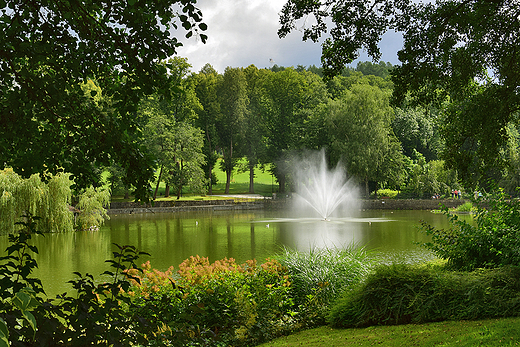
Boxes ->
[360,198,466,210]
[108,199,264,214]
[108,198,467,214]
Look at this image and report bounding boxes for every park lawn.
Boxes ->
[111,160,277,201]
[211,161,276,196]
[259,317,520,347]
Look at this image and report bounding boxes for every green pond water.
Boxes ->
[0,209,470,297]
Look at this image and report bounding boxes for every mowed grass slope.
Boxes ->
[259,317,520,346]
[211,161,276,196]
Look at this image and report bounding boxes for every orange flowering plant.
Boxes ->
[124,255,296,346]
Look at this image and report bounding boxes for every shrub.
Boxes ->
[328,263,520,328]
[126,256,295,346]
[451,201,475,212]
[376,189,399,199]
[419,189,520,270]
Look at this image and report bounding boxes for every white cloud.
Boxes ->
[176,0,402,73]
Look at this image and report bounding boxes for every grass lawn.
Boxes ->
[111,160,278,201]
[260,317,520,346]
[211,161,276,196]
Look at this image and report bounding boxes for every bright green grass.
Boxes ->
[110,159,278,201]
[259,317,520,347]
[211,160,276,196]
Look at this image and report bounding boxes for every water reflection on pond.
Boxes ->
[0,209,469,296]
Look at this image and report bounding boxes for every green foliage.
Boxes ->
[142,94,207,200]
[126,256,296,346]
[400,154,457,199]
[0,169,73,234]
[325,83,399,196]
[376,189,399,199]
[328,264,520,328]
[419,190,520,270]
[276,247,373,326]
[0,214,44,346]
[392,106,442,162]
[356,61,393,79]
[76,186,111,231]
[217,67,249,194]
[0,214,156,346]
[279,0,520,192]
[1,0,207,202]
[451,201,475,213]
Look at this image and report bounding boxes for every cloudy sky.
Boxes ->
[176,0,403,74]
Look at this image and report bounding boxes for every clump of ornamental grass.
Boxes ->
[276,245,374,326]
[328,263,520,328]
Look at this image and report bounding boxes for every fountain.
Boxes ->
[256,150,391,251]
[291,150,358,220]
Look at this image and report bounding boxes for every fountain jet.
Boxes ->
[291,150,358,220]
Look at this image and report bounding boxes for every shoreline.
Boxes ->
[108,197,468,215]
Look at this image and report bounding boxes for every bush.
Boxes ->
[419,190,520,270]
[451,201,475,212]
[126,256,296,346]
[375,189,399,199]
[328,264,520,328]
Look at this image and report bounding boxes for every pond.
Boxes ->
[0,208,468,297]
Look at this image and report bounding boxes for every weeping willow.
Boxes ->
[76,186,111,231]
[0,169,74,234]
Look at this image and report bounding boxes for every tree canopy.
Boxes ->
[279,0,520,187]
[0,0,207,201]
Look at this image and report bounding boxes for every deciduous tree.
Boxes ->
[0,0,207,201]
[279,0,520,188]
[217,67,248,194]
[193,64,221,195]
[326,84,396,197]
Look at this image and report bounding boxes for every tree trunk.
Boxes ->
[249,163,255,194]
[365,177,369,198]
[224,139,233,194]
[225,169,231,194]
[153,165,163,200]
[208,164,213,195]
[165,183,170,198]
[278,173,286,193]
[177,161,184,200]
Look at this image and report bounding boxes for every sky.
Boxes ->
[176,0,404,74]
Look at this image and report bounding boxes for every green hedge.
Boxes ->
[328,264,520,328]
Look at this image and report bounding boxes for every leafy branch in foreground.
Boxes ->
[0,213,153,346]
[419,190,520,270]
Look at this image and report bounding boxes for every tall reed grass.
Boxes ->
[276,246,374,326]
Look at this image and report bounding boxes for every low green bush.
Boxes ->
[375,189,399,199]
[420,190,520,270]
[328,263,520,328]
[451,201,475,212]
